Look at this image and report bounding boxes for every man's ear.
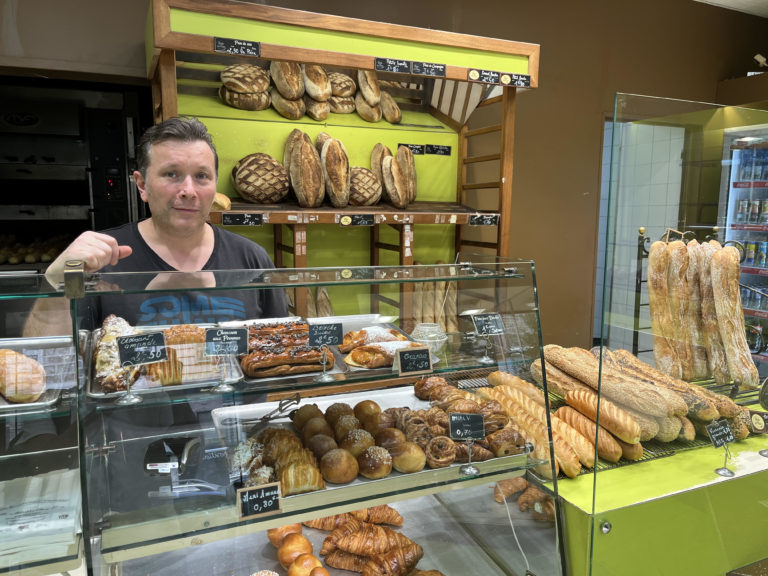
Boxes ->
[134,170,148,202]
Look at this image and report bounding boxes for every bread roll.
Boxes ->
[357,446,392,479]
[712,246,760,389]
[219,85,271,111]
[301,64,331,101]
[320,448,359,484]
[290,135,325,207]
[267,524,302,547]
[389,441,426,473]
[277,533,313,568]
[348,167,382,206]
[339,428,375,458]
[321,138,350,208]
[303,95,330,121]
[328,72,356,97]
[306,434,338,459]
[271,88,306,120]
[697,240,730,385]
[287,554,322,576]
[354,91,382,122]
[686,240,709,379]
[648,241,682,378]
[357,69,381,106]
[666,241,694,380]
[270,60,304,99]
[379,90,401,124]
[0,349,45,403]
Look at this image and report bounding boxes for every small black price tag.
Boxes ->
[338,268,376,280]
[449,412,486,441]
[506,73,531,87]
[237,482,281,519]
[374,57,412,74]
[397,143,425,155]
[468,69,501,85]
[213,37,260,57]
[395,346,433,376]
[749,411,767,434]
[340,214,375,226]
[412,61,446,77]
[706,420,735,448]
[309,323,343,347]
[117,332,168,366]
[221,213,263,226]
[425,144,451,156]
[472,313,505,335]
[205,328,247,356]
[469,213,500,226]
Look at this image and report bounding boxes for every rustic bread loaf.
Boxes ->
[370,143,392,188]
[301,64,331,101]
[381,155,408,209]
[686,239,709,379]
[616,403,659,441]
[677,415,696,441]
[270,88,305,120]
[315,132,332,153]
[666,240,694,381]
[564,388,642,444]
[328,71,356,96]
[220,63,270,93]
[211,192,232,211]
[647,241,682,378]
[555,406,622,463]
[379,90,401,124]
[396,145,416,203]
[321,138,350,208]
[289,135,325,208]
[357,69,381,106]
[303,94,330,121]
[270,60,304,99]
[328,95,356,114]
[697,240,730,385]
[283,129,305,187]
[219,85,271,111]
[354,91,382,122]
[232,153,290,204]
[0,349,46,403]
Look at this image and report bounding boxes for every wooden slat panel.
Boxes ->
[462,182,501,190]
[464,154,500,164]
[465,125,501,138]
[459,240,498,249]
[497,88,516,258]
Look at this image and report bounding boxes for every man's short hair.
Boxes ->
[135,116,218,178]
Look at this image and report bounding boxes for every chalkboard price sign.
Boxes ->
[449,412,486,441]
[374,57,411,74]
[425,144,451,156]
[472,313,505,335]
[205,328,248,356]
[412,61,446,77]
[706,420,735,448]
[237,482,281,519]
[221,213,263,226]
[397,143,425,155]
[214,37,260,57]
[396,346,433,376]
[507,73,532,87]
[309,323,343,347]
[469,213,500,226]
[117,332,168,366]
[340,214,375,226]
[468,69,501,85]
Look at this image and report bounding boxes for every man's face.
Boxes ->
[134,139,217,236]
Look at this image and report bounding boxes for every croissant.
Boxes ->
[517,484,550,512]
[454,443,494,463]
[493,477,529,502]
[361,543,424,576]
[336,524,412,556]
[325,549,368,573]
[320,517,364,555]
[303,513,352,531]
[263,433,304,466]
[274,447,317,474]
[278,462,325,496]
[350,504,403,526]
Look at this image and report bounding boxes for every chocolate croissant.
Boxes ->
[361,542,424,576]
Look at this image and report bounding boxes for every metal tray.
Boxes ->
[0,336,77,413]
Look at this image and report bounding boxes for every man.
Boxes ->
[26,117,287,334]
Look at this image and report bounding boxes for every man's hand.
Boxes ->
[45,232,133,286]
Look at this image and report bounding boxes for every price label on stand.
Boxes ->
[395,346,432,376]
[205,328,247,356]
[472,313,505,335]
[412,61,446,77]
[221,213,263,226]
[117,332,167,366]
[308,323,343,347]
[706,420,735,448]
[449,413,486,441]
[237,482,281,519]
[214,37,260,57]
[375,57,411,74]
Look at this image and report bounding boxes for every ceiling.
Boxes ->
[694,0,768,18]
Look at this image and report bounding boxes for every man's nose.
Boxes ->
[178,174,196,196]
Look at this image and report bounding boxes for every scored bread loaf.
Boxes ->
[396,145,416,204]
[301,64,331,101]
[711,246,760,389]
[555,406,622,463]
[348,167,382,206]
[529,358,592,397]
[232,153,289,204]
[381,156,409,209]
[370,143,392,189]
[648,242,682,378]
[357,69,381,106]
[379,90,402,124]
[564,388,642,444]
[218,85,270,111]
[0,349,46,403]
[220,63,270,93]
[487,371,546,406]
[654,415,683,442]
[697,240,730,385]
[666,241,694,381]
[686,239,709,379]
[270,88,305,120]
[321,138,350,208]
[283,129,304,180]
[290,134,325,208]
[328,95,355,114]
[303,94,330,121]
[355,91,382,122]
[328,72,356,97]
[270,60,304,99]
[615,403,659,441]
[315,132,332,153]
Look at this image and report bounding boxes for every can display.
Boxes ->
[761,200,768,223]
[751,199,762,223]
[738,199,750,222]
[758,242,768,267]
[746,241,757,265]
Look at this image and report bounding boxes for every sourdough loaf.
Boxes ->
[218,85,271,111]
[666,240,694,380]
[348,167,382,206]
[396,145,416,203]
[328,95,355,114]
[301,64,331,101]
[647,241,682,378]
[303,95,329,121]
[289,135,325,208]
[379,90,402,124]
[381,156,408,209]
[328,72,356,97]
[697,240,730,385]
[355,91,382,123]
[220,63,270,93]
[357,69,381,106]
[270,88,305,120]
[232,153,290,204]
[370,143,392,189]
[270,60,304,99]
[321,138,350,208]
[686,239,709,379]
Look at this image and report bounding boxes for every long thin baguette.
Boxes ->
[530,358,592,397]
[564,388,641,444]
[556,406,622,463]
[677,415,696,441]
[697,241,730,385]
[615,438,643,461]
[653,415,683,442]
[648,242,682,378]
[615,403,659,441]
[666,240,694,381]
[686,240,709,379]
[487,371,546,406]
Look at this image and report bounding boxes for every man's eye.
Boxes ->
[165,171,177,178]
[197,173,212,180]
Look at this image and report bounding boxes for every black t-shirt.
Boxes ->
[88,222,288,327]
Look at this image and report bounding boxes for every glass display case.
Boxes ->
[71,258,564,576]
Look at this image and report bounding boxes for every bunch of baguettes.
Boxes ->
[648,239,759,389]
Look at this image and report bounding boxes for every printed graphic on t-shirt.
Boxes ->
[138,294,247,325]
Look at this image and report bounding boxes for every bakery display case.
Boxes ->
[0,275,83,575]
[74,258,564,576]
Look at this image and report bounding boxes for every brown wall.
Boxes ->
[2,0,766,346]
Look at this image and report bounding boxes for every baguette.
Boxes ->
[615,403,659,441]
[615,438,643,461]
[445,281,458,332]
[686,240,710,379]
[697,241,730,385]
[677,415,696,441]
[564,388,641,444]
[666,241,694,380]
[711,246,760,389]
[530,358,592,397]
[555,406,622,463]
[648,242,682,378]
[487,371,546,406]
[653,415,683,442]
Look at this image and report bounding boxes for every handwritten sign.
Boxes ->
[221,213,263,226]
[397,143,425,155]
[706,420,735,448]
[340,214,375,226]
[237,482,281,519]
[309,323,343,347]
[472,313,505,335]
[117,332,167,366]
[449,412,486,441]
[469,213,500,226]
[426,144,451,156]
[214,37,260,57]
[508,73,531,87]
[468,69,501,85]
[396,346,432,376]
[375,57,411,74]
[205,328,247,356]
[749,410,767,434]
[412,61,446,77]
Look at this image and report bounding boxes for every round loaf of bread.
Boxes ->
[357,69,381,106]
[289,136,325,208]
[292,403,324,431]
[339,428,375,458]
[328,72,356,97]
[232,153,289,204]
[389,441,426,473]
[320,448,358,484]
[355,91,382,123]
[321,138,350,208]
[370,143,392,190]
[301,64,331,101]
[303,94,330,121]
[270,60,304,99]
[379,90,401,124]
[381,155,408,209]
[219,85,271,111]
[271,88,305,120]
[328,95,356,114]
[306,434,338,459]
[221,63,270,93]
[325,402,354,426]
[349,167,382,206]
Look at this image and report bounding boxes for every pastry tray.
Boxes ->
[0,336,78,413]
[86,325,243,399]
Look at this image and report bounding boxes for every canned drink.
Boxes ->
[759,242,768,267]
[738,199,750,222]
[753,291,762,311]
[746,241,757,265]
[752,199,762,223]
